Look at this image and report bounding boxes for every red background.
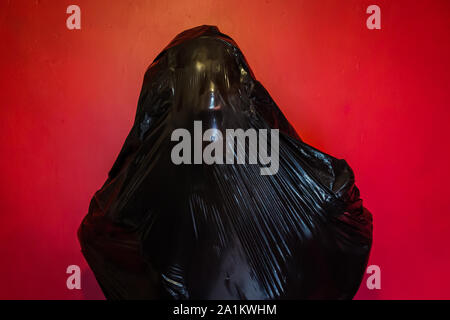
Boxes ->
[0,0,449,299]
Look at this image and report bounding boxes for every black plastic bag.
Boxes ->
[78,25,372,300]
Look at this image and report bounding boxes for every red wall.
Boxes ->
[0,0,449,299]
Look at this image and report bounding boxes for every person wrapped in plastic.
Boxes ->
[78,25,373,300]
